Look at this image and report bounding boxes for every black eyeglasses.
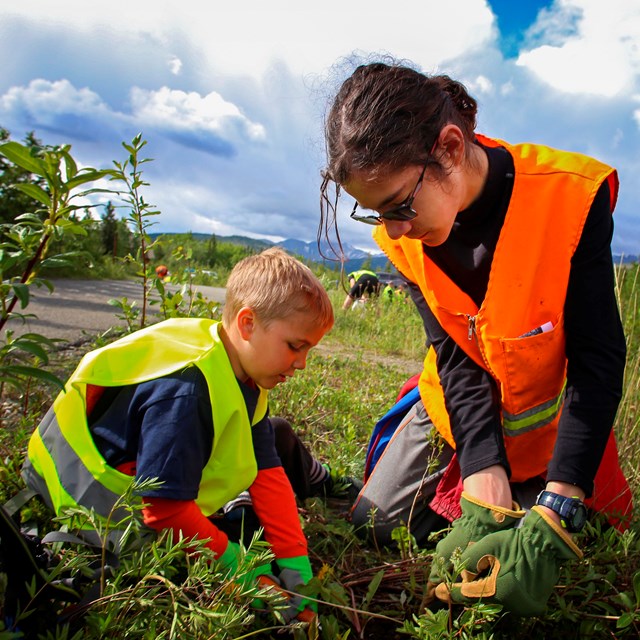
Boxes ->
[350,162,428,226]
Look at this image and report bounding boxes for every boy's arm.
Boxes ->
[249,414,308,561]
[142,497,229,556]
[249,464,315,610]
[143,498,275,587]
[248,466,308,559]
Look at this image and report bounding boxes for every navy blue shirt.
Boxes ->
[88,366,282,500]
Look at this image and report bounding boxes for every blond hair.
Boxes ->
[223,247,334,329]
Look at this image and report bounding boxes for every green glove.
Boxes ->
[256,574,317,624]
[426,492,525,603]
[276,555,317,615]
[434,506,583,616]
[217,540,273,587]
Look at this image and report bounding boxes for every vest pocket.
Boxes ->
[497,317,566,419]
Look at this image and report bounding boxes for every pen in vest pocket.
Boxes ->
[519,321,554,338]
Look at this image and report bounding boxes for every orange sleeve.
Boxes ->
[249,466,308,559]
[142,497,229,557]
[85,384,105,417]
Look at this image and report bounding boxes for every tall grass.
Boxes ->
[614,263,640,499]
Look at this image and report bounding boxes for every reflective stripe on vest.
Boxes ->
[23,319,267,519]
[501,382,566,436]
[23,407,131,521]
[374,138,617,481]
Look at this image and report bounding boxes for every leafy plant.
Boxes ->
[0,140,112,398]
[5,478,294,640]
[109,135,160,330]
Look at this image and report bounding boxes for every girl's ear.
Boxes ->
[436,124,466,167]
[236,307,256,341]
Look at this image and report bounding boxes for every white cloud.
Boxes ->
[467,75,493,94]
[0,79,266,157]
[2,0,495,79]
[517,0,640,96]
[168,56,182,76]
[500,81,515,96]
[130,87,266,142]
[0,79,120,142]
[1,79,109,119]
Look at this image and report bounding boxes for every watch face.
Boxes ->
[569,503,588,532]
[537,491,588,533]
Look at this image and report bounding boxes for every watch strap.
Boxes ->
[536,491,586,532]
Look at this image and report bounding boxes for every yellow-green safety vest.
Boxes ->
[22,318,268,521]
[347,269,377,281]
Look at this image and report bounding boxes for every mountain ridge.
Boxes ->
[151,232,394,272]
[151,232,638,270]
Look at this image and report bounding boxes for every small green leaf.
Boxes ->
[13,183,52,207]
[16,332,60,346]
[633,570,640,606]
[62,149,78,180]
[10,339,49,362]
[0,141,46,175]
[15,212,45,225]
[0,364,64,390]
[363,569,384,608]
[40,256,74,268]
[65,168,112,190]
[617,612,634,629]
[29,277,56,294]
[618,591,634,610]
[11,283,30,308]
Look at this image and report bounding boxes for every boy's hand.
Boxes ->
[257,574,317,623]
[217,540,273,586]
[276,555,317,613]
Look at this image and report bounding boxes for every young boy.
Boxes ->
[22,247,334,620]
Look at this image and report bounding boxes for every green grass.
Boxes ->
[324,288,427,363]
[2,266,640,639]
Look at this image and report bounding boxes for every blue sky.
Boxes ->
[2,0,639,256]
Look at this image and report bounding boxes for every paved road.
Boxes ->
[7,279,227,344]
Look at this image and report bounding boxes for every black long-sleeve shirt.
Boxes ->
[410,142,626,497]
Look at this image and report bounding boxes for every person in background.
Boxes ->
[382,282,395,303]
[319,59,631,616]
[342,268,380,309]
[394,282,408,303]
[23,248,335,624]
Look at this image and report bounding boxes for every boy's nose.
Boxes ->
[293,354,307,370]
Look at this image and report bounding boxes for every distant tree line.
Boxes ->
[0,126,338,285]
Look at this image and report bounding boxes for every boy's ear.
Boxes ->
[236,307,256,341]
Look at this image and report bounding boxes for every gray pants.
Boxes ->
[351,399,546,546]
[351,399,454,546]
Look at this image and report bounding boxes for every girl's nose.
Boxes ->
[383,218,412,240]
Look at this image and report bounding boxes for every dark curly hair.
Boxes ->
[318,59,480,258]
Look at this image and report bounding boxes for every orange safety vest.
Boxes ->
[374,135,619,482]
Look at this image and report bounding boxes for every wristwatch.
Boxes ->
[536,490,588,533]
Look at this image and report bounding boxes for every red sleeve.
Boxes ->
[142,497,229,557]
[249,466,308,559]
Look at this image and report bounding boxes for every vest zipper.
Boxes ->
[465,313,499,381]
[466,314,477,340]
